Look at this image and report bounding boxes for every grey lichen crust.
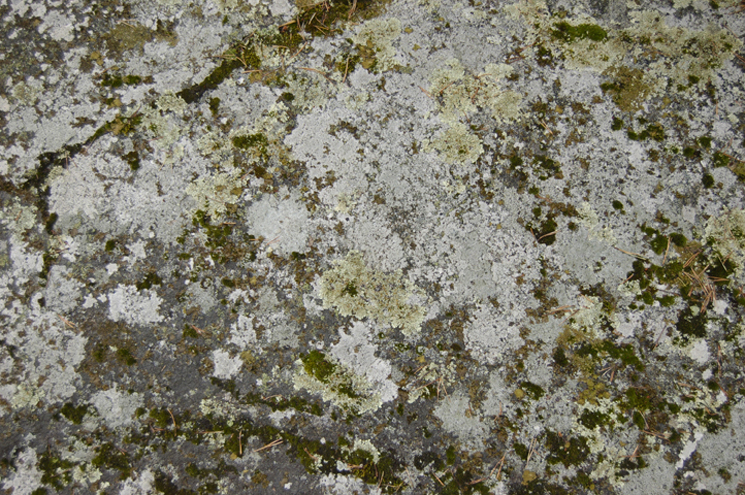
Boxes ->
[2,0,745,493]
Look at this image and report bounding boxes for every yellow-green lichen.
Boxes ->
[319,251,426,336]
[353,18,402,72]
[429,59,522,124]
[185,170,247,219]
[429,123,484,166]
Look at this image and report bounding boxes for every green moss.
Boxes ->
[446,444,457,465]
[600,341,643,370]
[552,22,608,43]
[60,402,88,424]
[38,450,74,490]
[553,347,570,367]
[712,151,730,168]
[698,136,712,148]
[116,348,137,366]
[659,295,677,307]
[123,151,140,171]
[611,117,624,131]
[105,239,117,252]
[136,271,162,290]
[675,307,708,342]
[578,409,612,429]
[600,67,651,112]
[232,133,268,152]
[670,233,687,247]
[208,97,220,117]
[92,442,131,476]
[650,235,668,255]
[544,430,590,467]
[301,350,336,384]
[702,172,715,188]
[521,381,546,400]
[514,442,529,460]
[183,325,200,339]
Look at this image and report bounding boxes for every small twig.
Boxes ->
[662,236,671,265]
[433,473,445,487]
[537,230,558,241]
[347,0,357,20]
[254,438,283,453]
[167,409,178,430]
[342,55,350,84]
[613,246,649,261]
[525,437,537,464]
[58,315,77,329]
[299,67,334,83]
[304,447,319,462]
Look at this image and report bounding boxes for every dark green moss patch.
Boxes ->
[552,22,608,43]
[712,151,730,168]
[521,381,545,400]
[578,409,612,429]
[232,133,268,152]
[116,347,137,366]
[92,442,131,476]
[544,430,590,467]
[702,172,715,188]
[38,450,74,491]
[301,350,336,383]
[208,97,220,117]
[514,442,529,460]
[136,271,162,290]
[124,151,140,171]
[60,402,88,424]
[675,307,708,343]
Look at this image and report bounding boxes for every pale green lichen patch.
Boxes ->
[185,170,247,220]
[318,251,426,336]
[353,18,402,72]
[428,58,522,124]
[428,123,484,166]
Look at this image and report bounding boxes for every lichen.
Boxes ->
[353,18,402,72]
[318,251,427,336]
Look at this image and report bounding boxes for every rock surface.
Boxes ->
[1,0,745,493]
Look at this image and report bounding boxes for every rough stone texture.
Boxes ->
[1,0,745,493]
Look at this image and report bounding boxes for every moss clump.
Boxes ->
[208,97,220,117]
[301,350,336,383]
[116,348,137,366]
[91,442,131,476]
[60,402,88,424]
[552,22,608,43]
[136,271,162,291]
[123,151,140,171]
[600,67,652,113]
[232,133,268,152]
[675,307,708,342]
[38,450,74,491]
[521,381,546,400]
[544,430,590,467]
[712,151,730,168]
[702,172,715,188]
